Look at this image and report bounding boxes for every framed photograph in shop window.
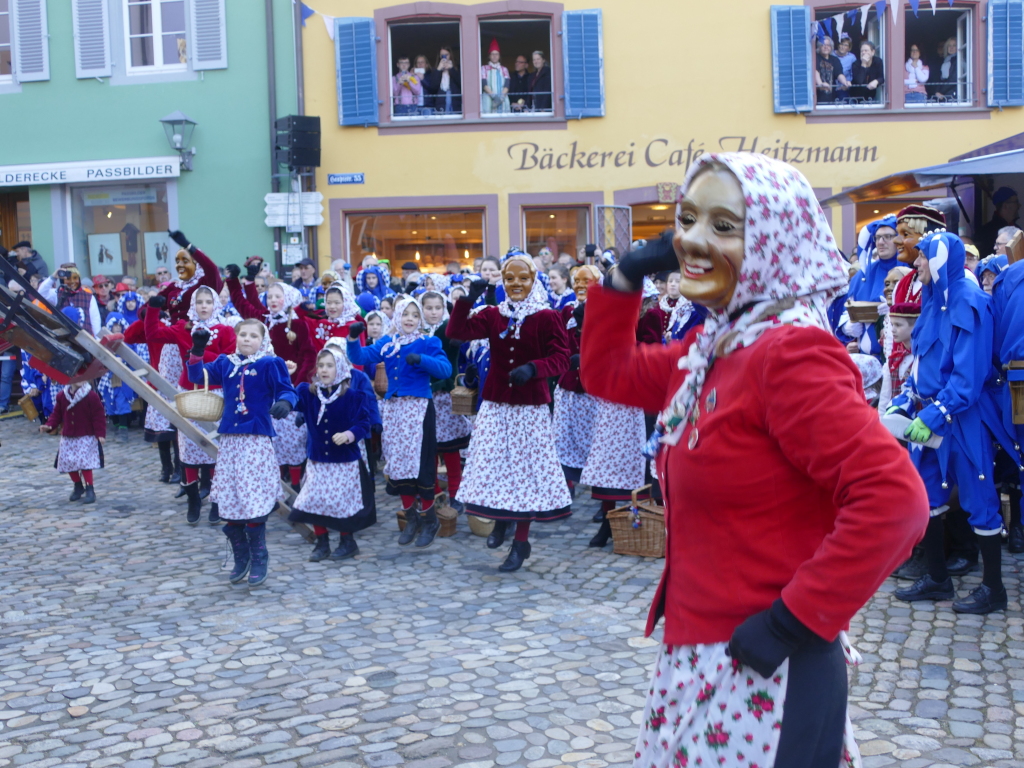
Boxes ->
[144,231,176,276]
[87,233,124,277]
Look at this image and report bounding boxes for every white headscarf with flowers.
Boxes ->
[420,290,450,335]
[172,249,205,292]
[187,285,224,342]
[649,153,848,452]
[314,339,354,423]
[382,296,426,357]
[495,255,550,339]
[265,282,303,330]
[323,283,360,324]
[227,320,276,378]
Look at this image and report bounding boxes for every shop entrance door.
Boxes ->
[0,190,31,248]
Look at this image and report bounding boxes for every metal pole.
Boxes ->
[265,0,282,273]
[292,0,317,266]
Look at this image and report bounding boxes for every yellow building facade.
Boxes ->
[298,0,1024,272]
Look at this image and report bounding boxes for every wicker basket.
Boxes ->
[373,363,389,397]
[607,485,666,559]
[18,394,38,421]
[846,301,880,324]
[450,374,479,416]
[1010,361,1024,424]
[467,514,495,537]
[175,370,224,422]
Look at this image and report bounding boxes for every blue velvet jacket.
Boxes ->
[347,335,451,400]
[187,354,297,438]
[296,382,373,463]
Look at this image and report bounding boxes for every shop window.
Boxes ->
[0,0,11,81]
[812,7,885,109]
[387,20,462,120]
[904,7,973,106]
[478,17,553,117]
[522,208,589,261]
[70,183,171,284]
[123,0,187,73]
[348,210,484,273]
[630,203,674,243]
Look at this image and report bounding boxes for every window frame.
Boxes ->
[477,14,555,119]
[385,16,464,122]
[345,207,488,271]
[374,1,566,130]
[810,4,888,111]
[0,1,11,84]
[804,0,987,119]
[122,0,188,75]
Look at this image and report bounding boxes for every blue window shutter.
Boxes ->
[770,5,812,113]
[562,9,604,119]
[335,17,378,127]
[989,0,1024,107]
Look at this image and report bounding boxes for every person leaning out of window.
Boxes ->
[422,47,462,115]
[929,37,958,101]
[392,56,422,116]
[904,44,929,103]
[528,51,552,111]
[850,40,884,103]
[814,37,848,104]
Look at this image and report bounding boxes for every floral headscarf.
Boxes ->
[187,285,224,339]
[172,249,205,293]
[364,310,388,341]
[494,255,550,339]
[382,296,426,357]
[265,283,302,330]
[424,273,451,295]
[63,381,92,409]
[323,283,360,324]
[227,320,276,378]
[649,153,848,453]
[314,339,354,423]
[420,290,450,335]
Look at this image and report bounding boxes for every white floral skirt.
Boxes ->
[55,435,102,473]
[293,460,362,518]
[382,396,429,482]
[212,435,284,521]
[552,387,599,476]
[634,643,861,768]
[456,401,573,521]
[178,423,216,466]
[434,391,472,449]
[144,396,174,435]
[272,411,308,466]
[579,398,646,497]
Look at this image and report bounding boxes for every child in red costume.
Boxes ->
[41,382,106,504]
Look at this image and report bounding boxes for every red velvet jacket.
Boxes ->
[228,278,316,385]
[158,247,223,324]
[636,309,664,345]
[448,299,570,406]
[45,389,106,438]
[556,303,584,394]
[144,309,236,390]
[581,286,929,646]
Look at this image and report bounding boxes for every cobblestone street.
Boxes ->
[3,418,1024,768]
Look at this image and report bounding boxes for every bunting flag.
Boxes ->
[814,21,826,44]
[833,12,845,38]
[861,3,871,33]
[321,12,336,40]
[294,1,337,41]
[929,0,937,11]
[875,0,887,24]
[909,0,920,17]
[823,16,833,37]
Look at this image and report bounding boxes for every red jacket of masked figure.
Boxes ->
[582,287,928,645]
[227,278,316,385]
[143,292,236,391]
[159,239,223,324]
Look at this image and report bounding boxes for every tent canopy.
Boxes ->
[818,148,1024,207]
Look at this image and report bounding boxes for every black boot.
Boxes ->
[399,508,420,546]
[1009,525,1024,554]
[955,534,1007,614]
[208,502,220,524]
[199,465,212,500]
[169,442,182,486]
[589,519,612,548]
[416,505,440,548]
[309,533,331,562]
[185,483,202,525]
[499,540,532,572]
[487,520,508,549]
[893,546,927,579]
[895,574,955,602]
[945,555,980,576]
[223,523,250,583]
[953,584,1008,614]
[331,534,359,560]
[246,524,269,587]
[82,485,96,504]
[158,442,173,483]
[592,506,607,523]
[69,481,85,502]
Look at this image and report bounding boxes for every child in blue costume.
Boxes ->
[187,318,297,588]
[346,297,452,548]
[892,232,1016,614]
[289,340,379,562]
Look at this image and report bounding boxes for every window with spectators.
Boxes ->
[387,20,463,120]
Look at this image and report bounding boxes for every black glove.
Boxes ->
[572,302,586,329]
[190,328,211,357]
[168,230,193,251]
[406,352,421,366]
[371,423,383,436]
[270,400,292,419]
[569,354,580,371]
[225,264,241,280]
[509,362,536,387]
[294,412,305,428]
[245,261,261,280]
[464,364,478,383]
[148,295,166,309]
[727,599,815,679]
[616,232,679,291]
[348,322,365,340]
[465,279,488,304]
